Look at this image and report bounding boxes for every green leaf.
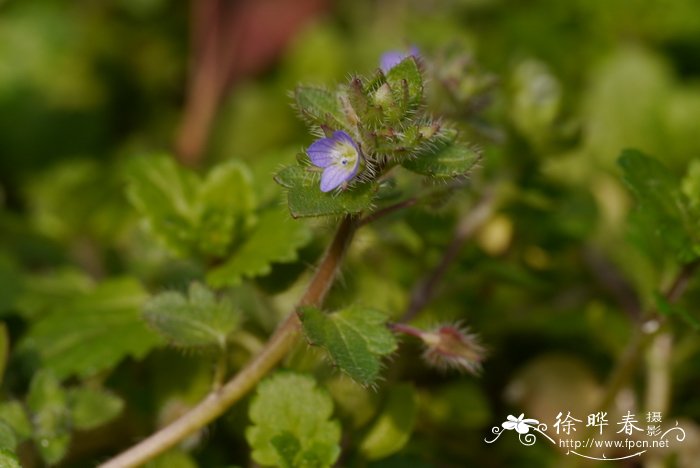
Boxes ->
[126,155,200,256]
[275,165,376,218]
[618,149,698,261]
[144,450,199,468]
[0,402,32,442]
[300,306,397,385]
[126,155,257,258]
[18,278,162,380]
[207,209,312,287]
[295,86,351,133]
[27,371,71,465]
[385,57,423,111]
[196,160,257,257]
[401,129,481,178]
[359,384,418,460]
[144,282,241,348]
[0,449,20,468]
[68,387,124,430]
[246,372,340,468]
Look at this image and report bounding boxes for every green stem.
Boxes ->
[99,215,358,468]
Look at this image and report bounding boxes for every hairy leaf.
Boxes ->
[246,372,340,468]
[275,165,375,218]
[295,86,351,133]
[68,387,124,430]
[0,449,20,468]
[144,282,241,348]
[300,306,397,385]
[402,129,480,178]
[360,383,418,460]
[18,278,162,379]
[385,56,423,111]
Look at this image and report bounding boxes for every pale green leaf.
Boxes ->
[27,371,71,465]
[68,387,124,430]
[401,129,480,178]
[18,278,162,379]
[144,282,241,348]
[300,306,397,385]
[682,159,700,210]
[360,384,418,460]
[275,165,375,218]
[246,372,340,468]
[144,450,199,468]
[0,402,32,442]
[206,209,312,287]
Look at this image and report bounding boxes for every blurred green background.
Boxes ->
[1,0,700,466]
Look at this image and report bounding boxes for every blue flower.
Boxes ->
[380,46,420,73]
[307,131,362,192]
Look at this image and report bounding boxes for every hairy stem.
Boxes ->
[100,216,358,468]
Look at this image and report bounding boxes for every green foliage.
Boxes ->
[300,306,397,386]
[206,209,312,286]
[360,383,418,460]
[17,278,162,380]
[127,156,256,258]
[26,371,71,465]
[144,282,241,348]
[401,128,481,178]
[0,402,32,443]
[618,149,700,261]
[274,166,376,218]
[0,449,20,468]
[246,373,341,468]
[68,387,124,431]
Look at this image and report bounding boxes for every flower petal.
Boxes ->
[320,166,352,192]
[502,421,517,430]
[380,51,408,73]
[515,423,530,434]
[307,137,337,168]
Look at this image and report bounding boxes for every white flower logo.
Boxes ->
[502,413,539,434]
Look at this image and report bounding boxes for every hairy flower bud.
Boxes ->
[420,323,485,374]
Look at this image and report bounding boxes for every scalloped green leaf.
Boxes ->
[401,129,480,178]
[144,282,242,348]
[300,306,397,385]
[18,278,162,380]
[275,165,375,218]
[246,372,340,468]
[206,209,312,287]
[68,387,124,431]
[295,86,351,132]
[618,149,699,261]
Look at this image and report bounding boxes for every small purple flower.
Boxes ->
[307,131,361,192]
[380,46,420,73]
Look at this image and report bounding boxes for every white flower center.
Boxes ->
[332,141,358,169]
